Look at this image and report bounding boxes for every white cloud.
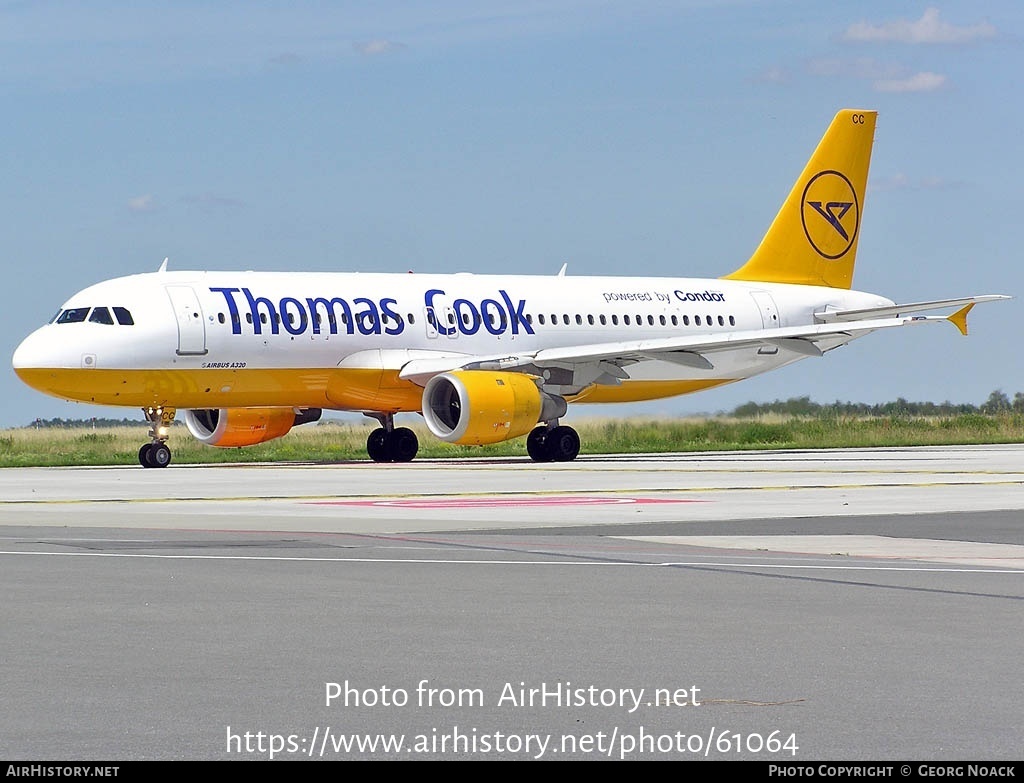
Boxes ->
[804,58,948,93]
[353,39,404,56]
[874,71,946,93]
[754,65,788,84]
[843,8,996,45]
[127,194,154,212]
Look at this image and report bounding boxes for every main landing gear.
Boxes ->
[139,406,176,468]
[526,422,580,463]
[365,413,419,463]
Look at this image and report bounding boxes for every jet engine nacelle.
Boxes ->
[422,371,566,446]
[184,407,322,447]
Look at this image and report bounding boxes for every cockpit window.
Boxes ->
[56,308,90,324]
[113,307,134,325]
[89,307,114,325]
[49,310,62,324]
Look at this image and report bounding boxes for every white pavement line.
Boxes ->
[0,549,1020,573]
[624,535,1024,569]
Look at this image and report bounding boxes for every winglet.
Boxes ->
[158,257,169,273]
[947,303,975,336]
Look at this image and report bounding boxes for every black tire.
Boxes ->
[138,443,153,468]
[366,428,389,462]
[388,427,419,463]
[545,425,580,462]
[147,443,172,468]
[526,427,551,462]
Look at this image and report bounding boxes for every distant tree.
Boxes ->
[981,390,1011,414]
[1013,393,1024,413]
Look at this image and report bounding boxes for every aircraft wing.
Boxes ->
[397,295,1007,383]
[814,295,1009,323]
[528,313,950,368]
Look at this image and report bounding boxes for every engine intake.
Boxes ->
[422,371,565,445]
[184,407,322,447]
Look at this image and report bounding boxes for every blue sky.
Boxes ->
[3,2,1021,428]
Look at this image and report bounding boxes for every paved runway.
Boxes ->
[1,445,1021,760]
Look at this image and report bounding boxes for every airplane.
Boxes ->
[12,109,1008,467]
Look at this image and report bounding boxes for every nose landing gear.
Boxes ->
[139,406,176,468]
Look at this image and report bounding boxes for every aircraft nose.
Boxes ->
[12,327,62,382]
[12,329,41,371]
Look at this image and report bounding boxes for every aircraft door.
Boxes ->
[424,307,439,338]
[750,291,780,329]
[165,285,208,355]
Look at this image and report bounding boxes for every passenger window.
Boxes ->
[718,315,724,326]
[695,315,701,326]
[611,315,619,325]
[624,315,631,326]
[89,307,114,325]
[729,315,735,326]
[113,307,134,325]
[683,315,689,326]
[539,314,546,325]
[57,307,90,324]
[599,314,606,325]
[218,313,225,324]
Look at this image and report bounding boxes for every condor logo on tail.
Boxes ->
[801,169,859,260]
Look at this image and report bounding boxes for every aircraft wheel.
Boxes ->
[366,428,389,462]
[388,427,419,463]
[526,427,551,462]
[545,425,580,462]
[146,443,172,468]
[138,443,153,468]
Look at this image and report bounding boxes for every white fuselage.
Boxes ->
[13,270,893,413]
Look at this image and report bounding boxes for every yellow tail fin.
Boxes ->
[724,109,877,290]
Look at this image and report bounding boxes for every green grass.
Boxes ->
[3,412,1024,467]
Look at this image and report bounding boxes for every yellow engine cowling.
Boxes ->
[184,407,321,447]
[422,371,550,446]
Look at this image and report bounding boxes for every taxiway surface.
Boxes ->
[1,445,1021,760]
